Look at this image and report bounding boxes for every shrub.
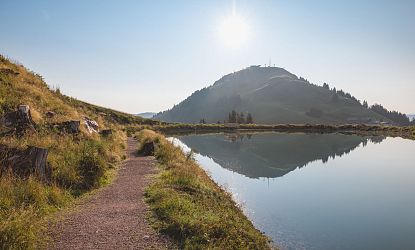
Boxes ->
[77,141,107,189]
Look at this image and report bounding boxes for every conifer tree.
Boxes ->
[246,113,253,124]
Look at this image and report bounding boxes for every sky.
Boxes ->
[1,0,414,114]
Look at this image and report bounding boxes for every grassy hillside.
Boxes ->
[155,66,389,124]
[0,55,152,248]
[0,56,156,127]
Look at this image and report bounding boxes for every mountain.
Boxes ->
[408,114,415,121]
[136,112,156,119]
[155,66,389,124]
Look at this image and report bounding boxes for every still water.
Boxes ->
[170,133,415,250]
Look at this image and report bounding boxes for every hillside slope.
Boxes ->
[155,66,389,124]
[0,56,155,128]
[0,55,154,248]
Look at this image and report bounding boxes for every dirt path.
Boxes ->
[48,138,172,249]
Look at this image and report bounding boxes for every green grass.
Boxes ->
[0,176,71,249]
[0,131,127,249]
[137,130,271,249]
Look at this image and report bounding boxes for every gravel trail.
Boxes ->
[48,138,172,249]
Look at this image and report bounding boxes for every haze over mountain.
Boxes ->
[155,66,390,124]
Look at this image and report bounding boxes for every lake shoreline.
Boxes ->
[153,123,415,140]
[136,129,273,249]
[173,132,415,249]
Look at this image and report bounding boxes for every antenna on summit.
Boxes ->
[269,57,272,67]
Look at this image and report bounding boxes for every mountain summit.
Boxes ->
[155,66,387,124]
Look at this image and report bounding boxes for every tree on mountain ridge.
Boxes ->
[370,104,411,125]
[227,110,253,124]
[246,113,253,124]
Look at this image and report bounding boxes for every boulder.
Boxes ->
[139,142,155,156]
[45,111,56,118]
[51,120,81,134]
[0,145,51,182]
[0,68,19,76]
[100,129,113,137]
[84,117,99,133]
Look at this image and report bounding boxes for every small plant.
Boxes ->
[185,149,194,161]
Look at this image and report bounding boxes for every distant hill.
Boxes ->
[154,66,390,124]
[408,114,415,121]
[136,112,156,119]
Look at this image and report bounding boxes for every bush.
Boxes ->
[77,141,107,189]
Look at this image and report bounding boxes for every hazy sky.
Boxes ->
[1,0,414,114]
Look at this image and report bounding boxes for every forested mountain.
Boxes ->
[154,66,394,124]
[369,104,413,126]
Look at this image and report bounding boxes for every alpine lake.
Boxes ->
[168,132,415,250]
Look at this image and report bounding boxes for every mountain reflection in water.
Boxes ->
[177,132,385,178]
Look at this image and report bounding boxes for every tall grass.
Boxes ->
[0,175,72,249]
[137,130,271,249]
[0,130,126,249]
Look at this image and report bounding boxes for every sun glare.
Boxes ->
[218,14,250,48]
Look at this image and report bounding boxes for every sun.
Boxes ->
[218,14,250,48]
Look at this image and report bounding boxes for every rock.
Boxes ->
[100,129,113,137]
[52,120,81,134]
[139,142,155,156]
[84,117,99,133]
[0,104,36,136]
[0,68,19,76]
[0,145,51,182]
[45,111,56,118]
